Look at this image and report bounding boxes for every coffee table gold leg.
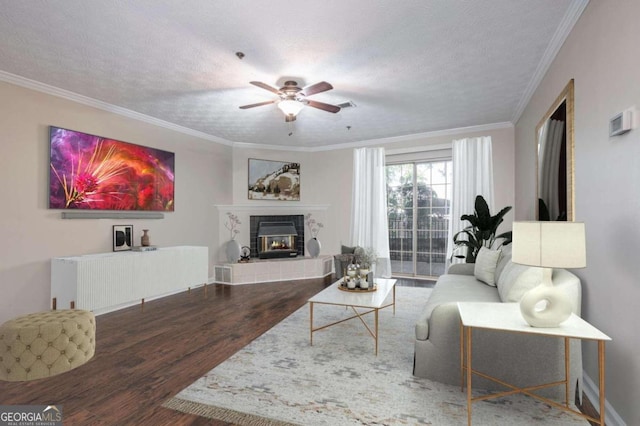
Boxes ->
[310,302,314,346]
[375,308,379,356]
[393,285,396,315]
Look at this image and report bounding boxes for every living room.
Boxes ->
[0,1,638,425]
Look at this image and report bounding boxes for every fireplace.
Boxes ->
[250,215,305,259]
[257,222,298,259]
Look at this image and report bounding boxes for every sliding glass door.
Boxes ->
[386,160,452,278]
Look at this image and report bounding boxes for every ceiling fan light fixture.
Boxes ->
[277,99,304,117]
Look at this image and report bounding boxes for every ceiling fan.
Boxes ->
[239,80,341,122]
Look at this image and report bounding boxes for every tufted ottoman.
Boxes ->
[0,309,96,381]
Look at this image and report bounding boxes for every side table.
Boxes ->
[458,302,611,426]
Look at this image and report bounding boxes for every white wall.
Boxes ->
[0,81,232,324]
[228,125,515,258]
[515,1,640,423]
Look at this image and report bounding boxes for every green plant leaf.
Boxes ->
[451,194,512,263]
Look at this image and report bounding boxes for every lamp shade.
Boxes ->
[512,221,586,268]
[277,99,304,116]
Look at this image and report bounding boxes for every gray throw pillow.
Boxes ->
[474,247,502,287]
[341,245,357,254]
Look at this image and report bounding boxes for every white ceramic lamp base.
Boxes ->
[519,268,572,327]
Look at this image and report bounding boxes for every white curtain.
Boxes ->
[350,147,392,278]
[446,136,494,264]
[538,119,564,220]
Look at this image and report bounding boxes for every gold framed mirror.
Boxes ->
[536,79,574,221]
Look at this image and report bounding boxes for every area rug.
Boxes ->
[164,286,586,425]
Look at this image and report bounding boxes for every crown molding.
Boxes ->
[305,122,513,152]
[232,122,513,153]
[0,70,233,146]
[511,0,590,124]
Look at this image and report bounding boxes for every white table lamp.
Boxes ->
[512,221,586,327]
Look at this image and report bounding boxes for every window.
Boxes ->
[386,160,452,278]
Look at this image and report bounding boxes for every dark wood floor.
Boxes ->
[1,279,334,425]
[1,277,598,425]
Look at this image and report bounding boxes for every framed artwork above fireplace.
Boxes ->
[248,158,300,201]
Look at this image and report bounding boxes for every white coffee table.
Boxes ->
[458,302,611,426]
[308,278,397,355]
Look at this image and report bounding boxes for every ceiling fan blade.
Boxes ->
[250,81,281,94]
[300,81,333,97]
[239,100,276,109]
[306,100,341,113]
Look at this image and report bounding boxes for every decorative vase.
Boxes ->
[141,229,150,247]
[307,237,321,258]
[225,239,242,263]
[519,268,572,327]
[346,263,358,278]
[359,267,370,279]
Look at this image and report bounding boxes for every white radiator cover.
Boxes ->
[51,246,208,315]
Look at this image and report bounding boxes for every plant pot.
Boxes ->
[225,239,241,263]
[307,237,321,258]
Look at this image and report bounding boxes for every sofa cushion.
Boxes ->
[415,274,501,340]
[497,262,543,302]
[474,247,502,286]
[494,243,512,283]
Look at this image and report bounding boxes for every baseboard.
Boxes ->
[582,371,627,426]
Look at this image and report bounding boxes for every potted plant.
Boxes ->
[452,195,512,263]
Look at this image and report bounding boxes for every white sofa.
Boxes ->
[413,244,583,400]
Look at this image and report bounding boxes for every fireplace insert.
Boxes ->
[257,221,299,259]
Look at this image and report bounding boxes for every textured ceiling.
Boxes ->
[0,0,587,149]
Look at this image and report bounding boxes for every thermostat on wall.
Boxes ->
[609,109,633,136]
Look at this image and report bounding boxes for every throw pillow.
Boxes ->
[494,243,512,283]
[341,245,357,254]
[497,263,544,302]
[474,247,502,287]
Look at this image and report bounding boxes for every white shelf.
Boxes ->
[51,246,208,315]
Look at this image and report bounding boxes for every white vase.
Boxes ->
[519,268,572,327]
[307,237,321,258]
[225,239,241,263]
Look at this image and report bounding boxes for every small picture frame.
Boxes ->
[113,225,133,252]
